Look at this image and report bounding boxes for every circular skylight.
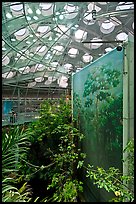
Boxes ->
[68,48,79,58]
[2,56,10,66]
[58,75,68,88]
[91,38,103,49]
[52,45,64,55]
[64,4,78,19]
[105,47,113,52]
[2,71,16,79]
[83,12,94,25]
[27,81,36,88]
[35,64,45,71]
[14,28,29,40]
[10,3,23,11]
[19,66,30,74]
[2,2,134,94]
[10,3,23,16]
[75,29,87,42]
[76,67,82,72]
[37,25,51,38]
[35,76,44,82]
[39,3,54,16]
[116,32,128,41]
[82,53,93,63]
[48,76,57,82]
[64,64,73,73]
[44,80,52,85]
[116,2,134,10]
[100,20,115,34]
[88,3,101,12]
[30,66,37,73]
[56,25,70,37]
[36,46,48,56]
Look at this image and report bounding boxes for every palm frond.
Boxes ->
[2,125,32,202]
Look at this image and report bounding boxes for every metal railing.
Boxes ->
[2,112,40,126]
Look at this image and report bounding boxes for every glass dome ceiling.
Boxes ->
[2,2,134,98]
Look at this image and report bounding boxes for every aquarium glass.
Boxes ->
[72,48,123,201]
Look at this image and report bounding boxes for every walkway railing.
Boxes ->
[2,112,40,126]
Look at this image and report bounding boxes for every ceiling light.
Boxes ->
[6,12,12,18]
[59,15,64,20]
[26,16,31,21]
[132,22,134,29]
[26,41,31,44]
[27,8,33,14]
[2,47,6,51]
[36,9,41,15]
[33,16,38,20]
[11,38,16,41]
[2,41,5,46]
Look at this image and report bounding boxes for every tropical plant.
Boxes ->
[2,125,32,202]
[86,138,134,202]
[21,98,86,202]
[46,123,86,202]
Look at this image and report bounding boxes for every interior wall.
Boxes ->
[72,48,124,202]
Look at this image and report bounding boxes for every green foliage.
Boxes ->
[17,98,86,202]
[2,125,33,202]
[39,100,85,202]
[86,138,134,202]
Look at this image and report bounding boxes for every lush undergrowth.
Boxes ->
[2,98,134,202]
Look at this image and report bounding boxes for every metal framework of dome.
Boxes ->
[2,2,134,124]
